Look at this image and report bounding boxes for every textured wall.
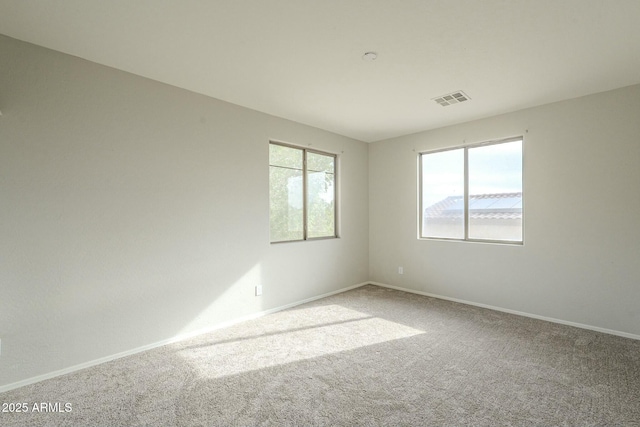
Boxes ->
[369,84,640,337]
[0,35,369,388]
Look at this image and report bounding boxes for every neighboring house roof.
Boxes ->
[424,192,522,220]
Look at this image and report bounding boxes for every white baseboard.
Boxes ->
[369,281,640,341]
[0,281,369,394]
[6,280,635,394]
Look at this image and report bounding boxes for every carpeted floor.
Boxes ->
[2,284,639,426]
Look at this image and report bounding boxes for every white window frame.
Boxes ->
[418,136,524,245]
[269,141,338,243]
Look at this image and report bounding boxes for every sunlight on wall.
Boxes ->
[176,305,425,379]
[176,264,263,336]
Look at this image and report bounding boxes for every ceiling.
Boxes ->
[1,0,640,142]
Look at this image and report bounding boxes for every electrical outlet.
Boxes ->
[255,285,263,296]
[398,266,404,275]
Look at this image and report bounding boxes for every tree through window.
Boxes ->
[269,142,337,243]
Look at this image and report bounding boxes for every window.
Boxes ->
[420,137,523,243]
[269,142,337,243]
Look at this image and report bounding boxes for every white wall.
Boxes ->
[0,35,369,389]
[370,84,640,337]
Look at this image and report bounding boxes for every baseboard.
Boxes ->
[0,281,369,394]
[7,280,634,394]
[369,282,640,341]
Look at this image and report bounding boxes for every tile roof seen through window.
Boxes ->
[425,192,522,220]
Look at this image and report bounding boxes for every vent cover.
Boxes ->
[432,91,470,107]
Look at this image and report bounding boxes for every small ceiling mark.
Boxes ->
[432,91,471,107]
[362,52,378,61]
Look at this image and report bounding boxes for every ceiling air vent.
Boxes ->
[432,91,470,107]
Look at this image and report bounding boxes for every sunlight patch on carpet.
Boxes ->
[177,304,425,379]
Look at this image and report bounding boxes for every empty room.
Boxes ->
[1,1,639,425]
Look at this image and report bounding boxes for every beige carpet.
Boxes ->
[2,284,639,426]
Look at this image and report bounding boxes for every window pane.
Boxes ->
[307,151,335,174]
[468,140,523,241]
[306,152,335,238]
[270,145,304,242]
[270,143,303,169]
[421,149,464,239]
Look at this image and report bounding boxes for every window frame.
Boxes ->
[269,140,338,243]
[418,136,524,245]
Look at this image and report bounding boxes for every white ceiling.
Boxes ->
[1,0,640,142]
